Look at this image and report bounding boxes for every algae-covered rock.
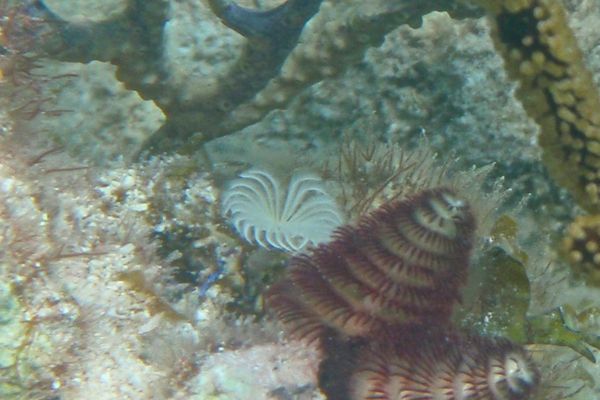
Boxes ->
[0,281,27,397]
[192,342,322,400]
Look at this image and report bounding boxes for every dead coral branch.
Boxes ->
[27,0,480,155]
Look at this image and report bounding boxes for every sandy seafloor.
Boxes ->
[2,0,600,399]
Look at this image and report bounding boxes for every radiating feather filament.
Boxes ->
[222,169,344,253]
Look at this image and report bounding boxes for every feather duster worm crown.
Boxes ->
[267,187,476,342]
[350,331,539,400]
[221,169,344,253]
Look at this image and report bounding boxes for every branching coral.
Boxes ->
[25,0,324,152]
[473,0,600,287]
[562,215,600,284]
[19,0,481,154]
[476,0,600,213]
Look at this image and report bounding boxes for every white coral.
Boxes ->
[221,169,344,253]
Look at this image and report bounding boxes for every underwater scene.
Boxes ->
[3,0,600,399]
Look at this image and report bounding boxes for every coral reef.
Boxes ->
[3,0,600,398]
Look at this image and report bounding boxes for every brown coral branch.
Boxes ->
[22,0,482,156]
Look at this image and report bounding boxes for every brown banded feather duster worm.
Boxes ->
[266,187,539,400]
[267,187,476,343]
[350,330,539,400]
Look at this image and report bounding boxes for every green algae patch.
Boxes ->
[0,281,28,396]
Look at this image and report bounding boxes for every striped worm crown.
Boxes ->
[350,331,539,400]
[267,187,476,342]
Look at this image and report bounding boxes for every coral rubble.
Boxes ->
[0,131,322,399]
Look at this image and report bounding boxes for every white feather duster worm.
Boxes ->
[221,169,344,253]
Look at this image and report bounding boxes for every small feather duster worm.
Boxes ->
[350,330,539,400]
[267,187,476,342]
